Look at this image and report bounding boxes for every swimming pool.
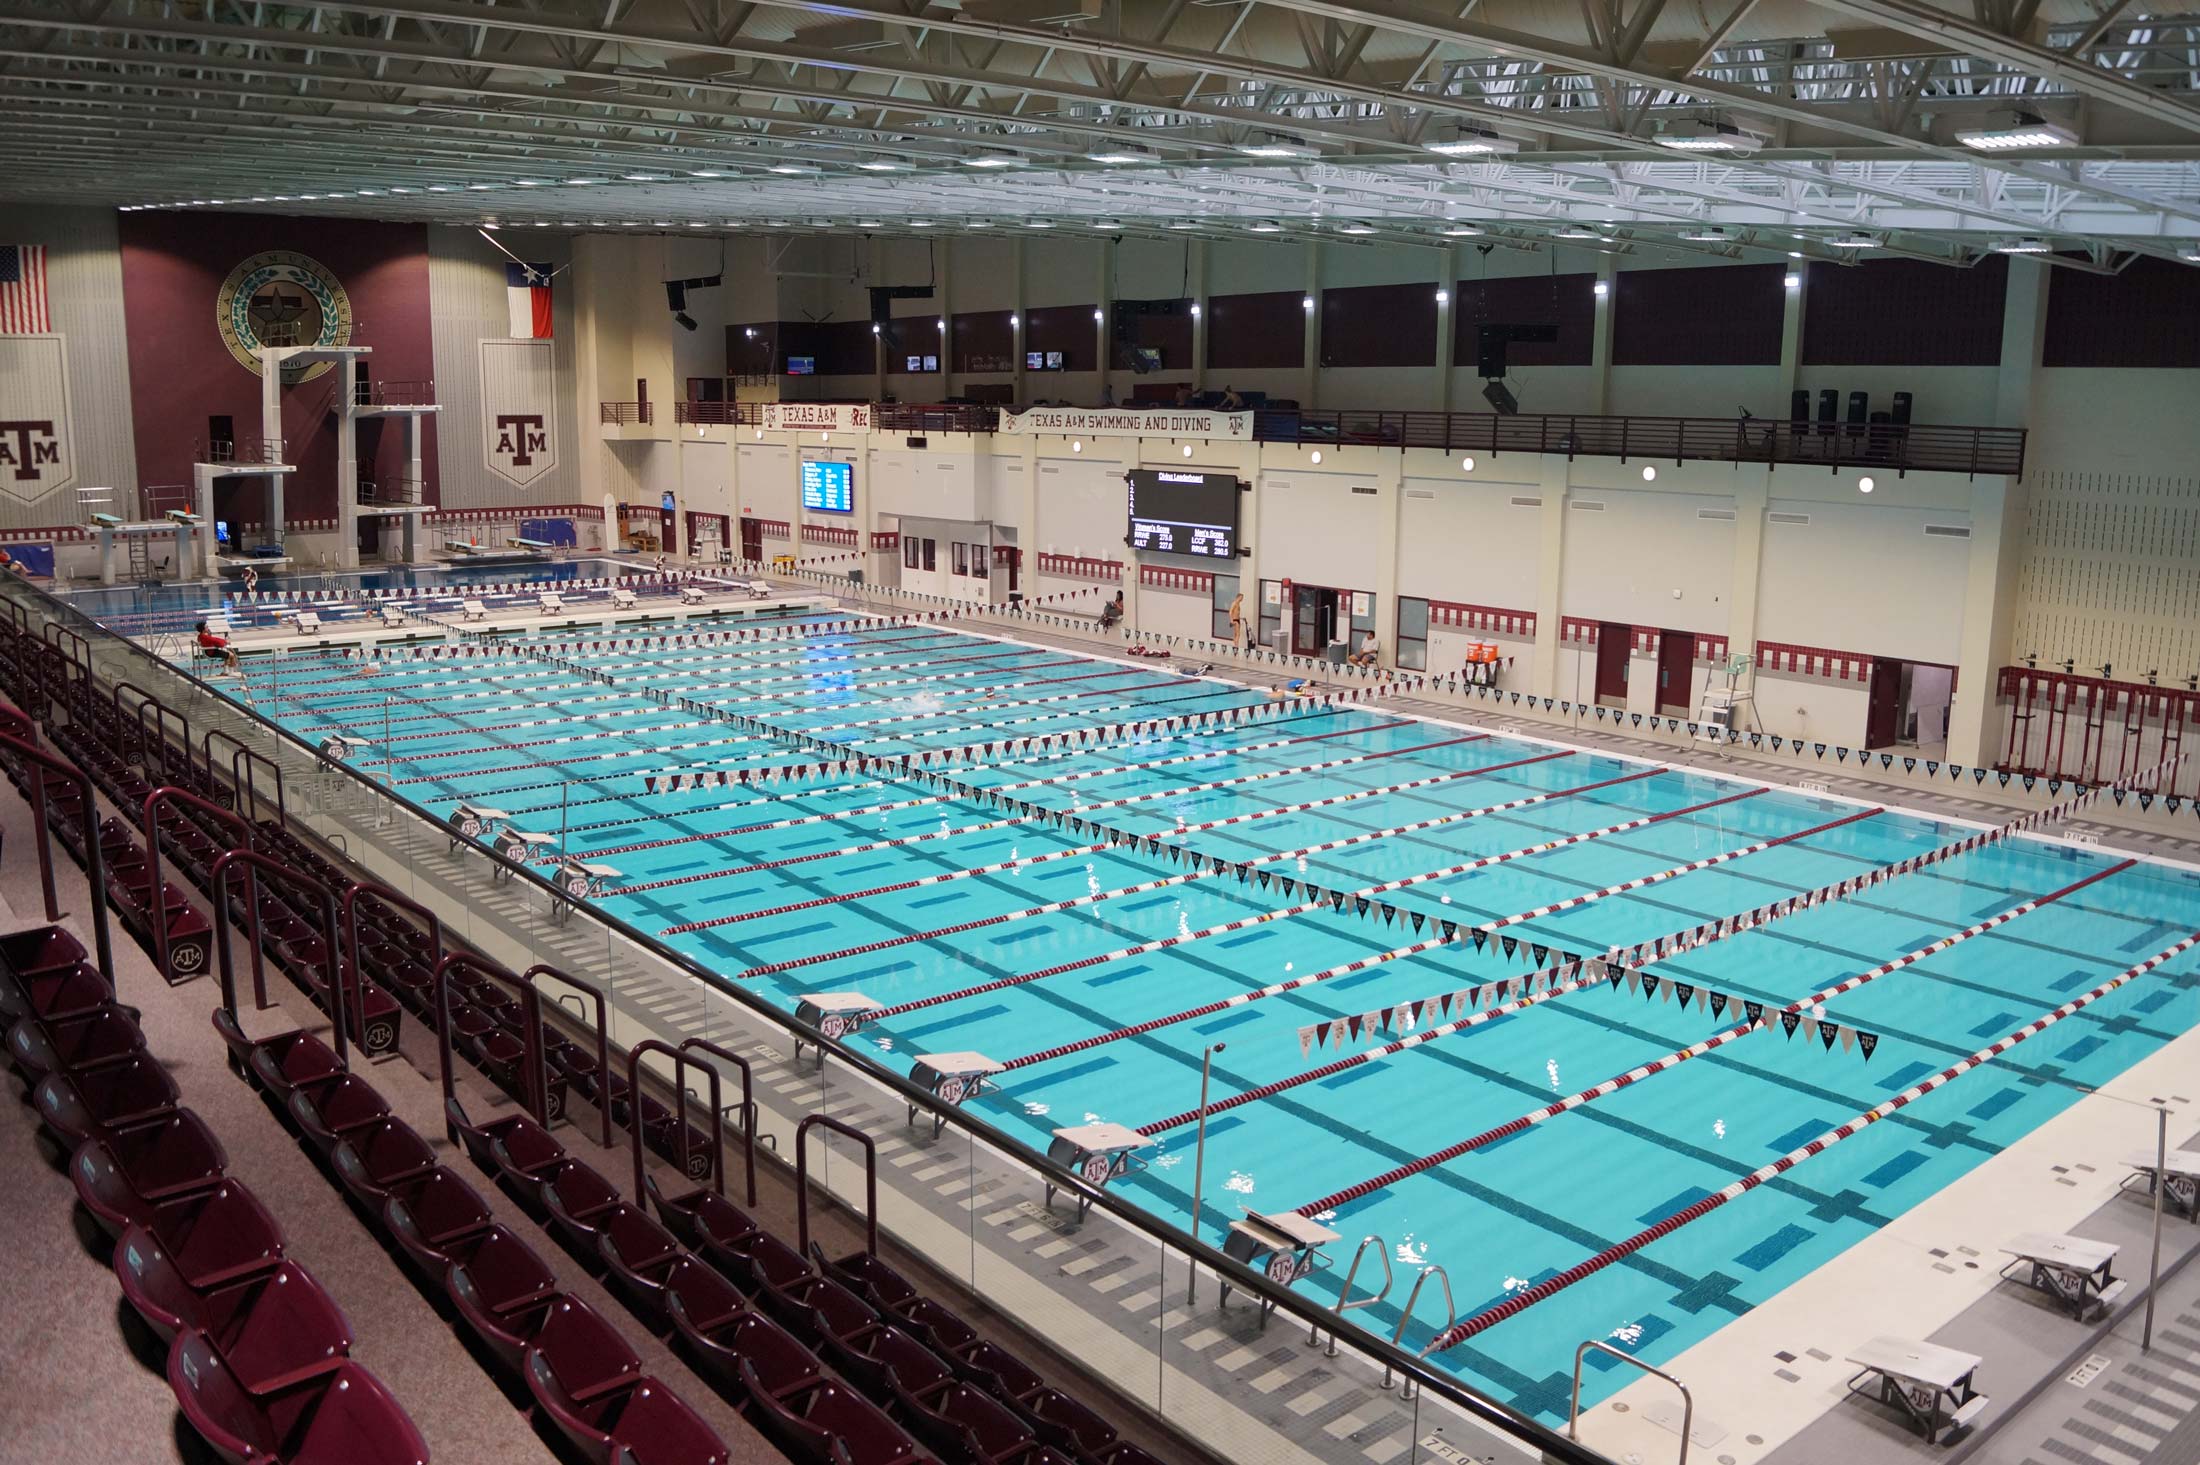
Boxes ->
[219,606,2200,1423]
[62,556,644,627]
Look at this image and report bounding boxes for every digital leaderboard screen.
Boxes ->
[801,459,854,513]
[1127,469,1239,557]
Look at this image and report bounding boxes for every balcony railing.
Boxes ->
[1251,409,2026,478]
[674,400,764,426]
[355,378,437,408]
[599,400,655,425]
[873,403,1002,434]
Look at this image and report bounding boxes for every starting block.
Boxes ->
[316,733,368,765]
[745,579,772,599]
[378,604,407,627]
[551,859,620,922]
[459,598,488,622]
[908,1051,1003,1137]
[611,588,639,610]
[295,610,324,635]
[793,993,883,1067]
[1045,1121,1154,1217]
[447,803,509,850]
[679,584,708,606]
[1220,1210,1339,1323]
[489,827,556,877]
[536,591,565,615]
[205,615,232,637]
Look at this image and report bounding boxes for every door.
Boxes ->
[1293,586,1340,657]
[1865,657,1905,749]
[1656,629,1696,715]
[739,516,763,562]
[1594,622,1630,702]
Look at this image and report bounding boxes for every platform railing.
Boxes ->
[0,571,1622,1465]
[598,400,655,425]
[672,400,764,426]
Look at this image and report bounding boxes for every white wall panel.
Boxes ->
[1558,487,1734,633]
[1758,499,1970,664]
[1034,455,1129,558]
[1397,477,1543,610]
[1257,471,1383,588]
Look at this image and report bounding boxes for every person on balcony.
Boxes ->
[1218,384,1245,411]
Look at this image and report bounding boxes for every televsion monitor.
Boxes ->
[801,459,855,514]
[1026,350,1046,370]
[1126,468,1239,558]
[785,356,816,375]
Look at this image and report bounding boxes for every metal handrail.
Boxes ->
[626,1038,724,1200]
[795,1111,876,1258]
[1312,1236,1395,1357]
[204,727,286,828]
[0,725,112,973]
[208,847,345,1067]
[1387,1265,1456,1399]
[341,878,442,1066]
[678,1036,759,1208]
[523,962,613,1149]
[141,785,255,988]
[1571,1340,1693,1465]
[431,951,548,1134]
[0,571,1621,1465]
[115,681,188,781]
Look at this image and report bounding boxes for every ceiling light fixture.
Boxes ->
[965,155,1022,168]
[1240,138,1313,158]
[1337,221,1377,235]
[1425,128,1521,157]
[691,170,725,178]
[1955,109,2079,151]
[1088,149,1146,164]
[1246,220,1284,233]
[1653,119,1768,154]
[1553,223,1602,239]
[1677,225,1731,242]
[1442,224,1483,237]
[856,161,904,172]
[1991,236,2052,254]
[1827,231,1882,249]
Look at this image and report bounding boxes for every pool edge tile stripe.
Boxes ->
[1279,857,2138,1215]
[1418,927,2200,1357]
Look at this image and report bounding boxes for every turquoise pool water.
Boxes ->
[216,607,2200,1422]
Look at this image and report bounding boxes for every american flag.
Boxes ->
[0,244,50,334]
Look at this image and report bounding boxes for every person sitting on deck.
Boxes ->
[1347,630,1382,668]
[1098,591,1126,630]
[195,619,238,673]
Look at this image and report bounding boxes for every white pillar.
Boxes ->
[1588,259,1617,416]
[1433,247,1455,413]
[1011,237,1028,405]
[1529,456,1569,697]
[1301,243,1321,408]
[1189,240,1208,393]
[1095,238,1114,401]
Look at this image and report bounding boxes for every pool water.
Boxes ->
[221,606,2200,1422]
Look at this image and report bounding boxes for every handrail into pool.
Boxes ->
[0,568,1624,1465]
[1570,1341,1693,1465]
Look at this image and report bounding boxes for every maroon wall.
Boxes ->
[2043,256,2200,367]
[1205,290,1304,371]
[1801,256,2008,367]
[1612,264,1785,366]
[1321,282,1438,368]
[1452,273,1596,367]
[118,213,438,523]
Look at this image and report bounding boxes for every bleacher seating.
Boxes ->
[0,614,1179,1465]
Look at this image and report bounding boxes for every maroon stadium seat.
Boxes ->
[114,1183,286,1342]
[169,1331,430,1465]
[72,1109,228,1237]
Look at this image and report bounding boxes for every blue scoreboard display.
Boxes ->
[801,459,854,513]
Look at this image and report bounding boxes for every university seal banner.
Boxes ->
[480,338,558,487]
[215,250,354,382]
[998,407,1252,440]
[0,334,77,504]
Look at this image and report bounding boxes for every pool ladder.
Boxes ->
[1308,1235,1393,1357]
[1383,1265,1455,1400]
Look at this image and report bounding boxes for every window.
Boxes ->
[921,538,936,572]
[1397,596,1430,671]
[904,537,919,571]
[953,541,969,576]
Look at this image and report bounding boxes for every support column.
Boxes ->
[1948,256,2049,766]
[1776,263,1805,404]
[935,242,953,398]
[1727,466,1771,713]
[871,236,888,403]
[1371,452,1404,666]
[1588,259,1617,415]
[1432,248,1455,412]
[1189,240,1208,393]
[1011,237,1028,405]
[1301,242,1320,408]
[1529,455,1570,698]
[1096,238,1114,401]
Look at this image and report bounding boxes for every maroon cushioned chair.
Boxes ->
[114,1183,287,1342]
[188,1261,356,1394]
[596,1203,687,1325]
[484,1114,570,1205]
[383,1167,495,1274]
[0,924,87,984]
[213,1010,344,1101]
[667,1291,822,1409]
[330,1120,440,1209]
[72,1109,228,1238]
[0,959,110,1025]
[8,1003,146,1080]
[537,1159,624,1253]
[525,1296,732,1464]
[169,1331,431,1465]
[832,1323,951,1404]
[34,1054,179,1146]
[890,1374,1040,1465]
[446,1097,561,1180]
[738,1360,928,1465]
[445,1226,562,1374]
[287,1074,391,1155]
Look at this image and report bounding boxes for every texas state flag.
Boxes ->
[505,262,554,339]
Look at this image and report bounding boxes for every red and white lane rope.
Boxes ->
[986,805,1876,1074]
[1417,929,2200,1356]
[606,731,1493,894]
[862,782,1777,1030]
[1274,859,2136,1206]
[676,749,1601,946]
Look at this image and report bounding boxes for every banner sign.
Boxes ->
[762,402,872,433]
[1000,407,1252,440]
[0,334,76,503]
